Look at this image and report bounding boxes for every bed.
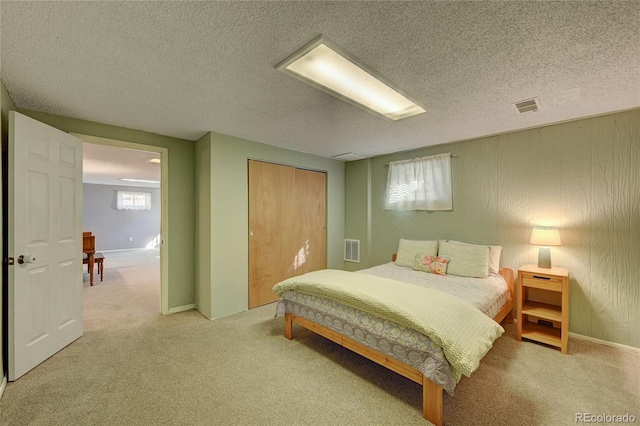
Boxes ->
[272,239,514,425]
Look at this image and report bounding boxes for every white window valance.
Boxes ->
[116,191,151,211]
[385,153,452,211]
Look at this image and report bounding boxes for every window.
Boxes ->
[385,153,452,211]
[116,191,151,211]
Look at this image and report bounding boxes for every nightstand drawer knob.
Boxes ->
[533,275,551,280]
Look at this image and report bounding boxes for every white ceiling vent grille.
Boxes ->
[344,239,360,263]
[331,152,366,161]
[513,97,540,114]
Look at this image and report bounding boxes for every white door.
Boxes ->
[8,111,84,381]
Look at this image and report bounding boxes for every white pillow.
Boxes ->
[438,241,490,278]
[447,240,502,274]
[395,239,439,267]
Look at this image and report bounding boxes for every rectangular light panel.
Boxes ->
[120,178,160,184]
[277,36,426,121]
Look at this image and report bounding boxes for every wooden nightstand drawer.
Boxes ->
[522,274,563,292]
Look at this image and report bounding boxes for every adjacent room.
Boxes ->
[81,142,163,325]
[0,2,638,425]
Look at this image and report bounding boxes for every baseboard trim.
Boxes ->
[98,248,159,253]
[513,320,640,353]
[195,307,212,320]
[569,332,640,353]
[0,374,7,400]
[168,304,195,314]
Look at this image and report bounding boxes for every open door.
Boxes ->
[8,111,84,381]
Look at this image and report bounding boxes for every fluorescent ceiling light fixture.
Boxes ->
[147,158,161,164]
[120,178,160,184]
[277,35,427,121]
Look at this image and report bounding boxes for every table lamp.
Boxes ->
[530,227,561,268]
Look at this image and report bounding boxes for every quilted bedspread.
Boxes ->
[272,269,504,379]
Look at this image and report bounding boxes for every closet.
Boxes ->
[248,160,327,308]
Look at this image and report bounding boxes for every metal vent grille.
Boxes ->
[344,239,360,262]
[331,152,365,161]
[514,98,540,114]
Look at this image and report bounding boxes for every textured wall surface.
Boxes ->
[83,184,160,251]
[345,109,640,348]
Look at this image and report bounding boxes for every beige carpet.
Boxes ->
[1,251,638,425]
[81,248,162,332]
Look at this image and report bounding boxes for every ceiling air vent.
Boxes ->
[344,239,360,263]
[513,97,540,114]
[331,152,365,161]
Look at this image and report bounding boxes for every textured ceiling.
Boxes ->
[1,1,639,160]
[82,142,161,188]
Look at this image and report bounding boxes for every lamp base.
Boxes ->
[537,247,552,268]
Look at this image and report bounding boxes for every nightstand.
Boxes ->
[517,264,569,353]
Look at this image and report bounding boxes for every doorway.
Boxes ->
[73,133,169,314]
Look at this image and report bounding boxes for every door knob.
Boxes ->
[18,255,36,264]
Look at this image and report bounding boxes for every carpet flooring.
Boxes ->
[1,250,638,425]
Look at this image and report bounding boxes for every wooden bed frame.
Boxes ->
[283,265,515,426]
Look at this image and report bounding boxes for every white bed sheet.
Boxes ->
[357,262,510,319]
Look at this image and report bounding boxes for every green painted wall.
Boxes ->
[197,131,345,319]
[16,109,196,310]
[344,158,369,271]
[1,80,17,379]
[345,109,640,349]
[195,132,212,318]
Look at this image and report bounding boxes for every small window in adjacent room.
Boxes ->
[385,153,452,211]
[116,191,151,211]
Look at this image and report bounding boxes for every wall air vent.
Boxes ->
[344,239,360,262]
[513,97,540,114]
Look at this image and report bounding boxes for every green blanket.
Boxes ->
[273,269,504,380]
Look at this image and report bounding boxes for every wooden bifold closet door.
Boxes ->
[248,160,327,308]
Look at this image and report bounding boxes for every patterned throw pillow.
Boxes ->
[413,254,449,276]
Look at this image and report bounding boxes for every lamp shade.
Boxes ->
[530,227,561,246]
